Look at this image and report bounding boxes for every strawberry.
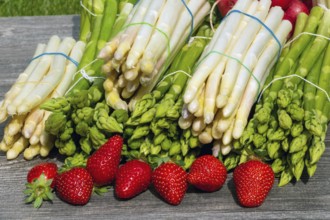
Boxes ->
[152,162,187,206]
[233,160,275,207]
[86,135,123,186]
[24,162,58,208]
[115,159,152,199]
[55,167,93,205]
[187,155,227,192]
[27,162,58,188]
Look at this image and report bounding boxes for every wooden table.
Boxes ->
[0,15,329,220]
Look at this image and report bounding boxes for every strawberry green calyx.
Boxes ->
[59,153,88,173]
[24,173,54,208]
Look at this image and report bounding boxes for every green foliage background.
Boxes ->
[0,0,81,16]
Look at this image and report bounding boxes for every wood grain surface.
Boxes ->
[0,15,329,220]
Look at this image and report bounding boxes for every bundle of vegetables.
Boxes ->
[41,0,135,156]
[225,6,330,186]
[312,0,330,8]
[98,0,211,111]
[180,0,292,155]
[0,36,85,160]
[122,26,212,169]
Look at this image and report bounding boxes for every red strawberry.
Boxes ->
[152,162,187,206]
[233,160,275,207]
[24,162,58,208]
[115,159,152,199]
[55,167,93,205]
[27,162,58,188]
[86,135,123,186]
[187,155,227,192]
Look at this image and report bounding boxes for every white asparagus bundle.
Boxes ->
[180,0,292,153]
[128,2,211,111]
[98,0,211,111]
[313,0,330,8]
[0,43,46,123]
[0,37,86,160]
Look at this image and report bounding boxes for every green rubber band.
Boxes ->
[194,50,261,97]
[120,22,172,70]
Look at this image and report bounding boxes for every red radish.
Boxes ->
[283,0,310,27]
[301,0,313,10]
[271,0,291,10]
[217,0,238,17]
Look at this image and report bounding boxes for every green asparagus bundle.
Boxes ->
[224,7,330,186]
[122,26,212,169]
[41,0,135,156]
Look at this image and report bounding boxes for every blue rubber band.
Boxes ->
[223,9,282,60]
[30,52,79,67]
[181,0,194,42]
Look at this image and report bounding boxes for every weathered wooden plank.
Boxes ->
[0,15,329,220]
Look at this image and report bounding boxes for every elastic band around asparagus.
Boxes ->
[222,6,285,118]
[114,0,152,62]
[7,36,61,115]
[216,0,272,109]
[140,0,185,75]
[183,0,253,104]
[130,1,210,109]
[125,0,166,69]
[0,44,46,123]
[17,37,76,114]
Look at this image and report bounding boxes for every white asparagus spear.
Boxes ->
[114,0,152,62]
[22,108,45,139]
[132,2,210,108]
[222,6,284,117]
[222,120,235,145]
[24,144,41,160]
[140,0,186,75]
[198,124,213,144]
[17,37,76,114]
[98,2,136,61]
[7,114,27,136]
[183,0,253,104]
[125,0,166,69]
[212,140,221,157]
[7,36,61,115]
[141,0,208,74]
[233,20,292,139]
[0,44,46,122]
[216,0,271,108]
[220,142,232,156]
[188,83,205,114]
[6,136,29,160]
[206,1,260,119]
[52,41,86,97]
[192,117,206,134]
[178,113,195,130]
[3,126,21,146]
[212,110,223,140]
